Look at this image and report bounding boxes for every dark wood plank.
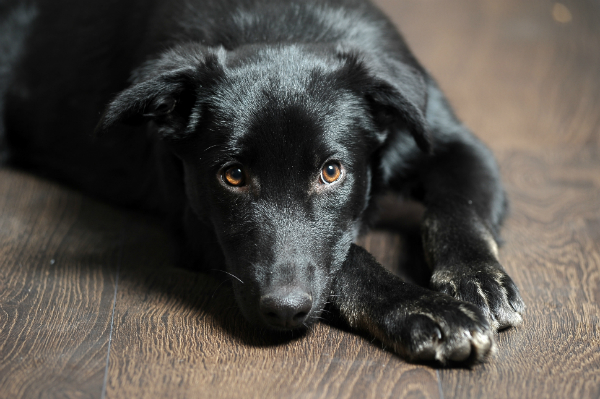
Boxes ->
[103,216,441,399]
[0,169,123,399]
[375,0,600,397]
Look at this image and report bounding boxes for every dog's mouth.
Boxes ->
[231,280,328,331]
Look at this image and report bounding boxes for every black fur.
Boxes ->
[0,0,524,365]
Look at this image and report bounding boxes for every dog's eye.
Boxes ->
[321,162,342,184]
[223,165,246,187]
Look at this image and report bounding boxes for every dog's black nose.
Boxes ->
[260,288,312,329]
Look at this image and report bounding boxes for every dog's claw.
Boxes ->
[385,296,494,365]
[431,263,525,331]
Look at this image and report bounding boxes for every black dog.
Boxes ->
[0,0,524,365]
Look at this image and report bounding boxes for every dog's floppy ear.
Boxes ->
[95,45,224,139]
[336,51,431,153]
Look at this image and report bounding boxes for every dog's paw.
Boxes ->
[385,295,494,365]
[431,264,525,330]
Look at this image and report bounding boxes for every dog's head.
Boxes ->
[97,43,429,330]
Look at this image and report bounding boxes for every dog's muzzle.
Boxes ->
[259,286,313,329]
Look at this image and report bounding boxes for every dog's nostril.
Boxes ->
[260,288,312,329]
[293,311,308,322]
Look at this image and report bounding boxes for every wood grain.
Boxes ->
[102,216,440,399]
[0,169,124,399]
[375,0,600,397]
[1,0,600,398]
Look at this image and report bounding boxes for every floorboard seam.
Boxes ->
[436,370,445,399]
[100,222,125,399]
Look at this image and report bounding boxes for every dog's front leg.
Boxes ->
[416,121,525,330]
[330,244,493,365]
[421,200,525,331]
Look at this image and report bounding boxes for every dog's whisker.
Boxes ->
[211,269,244,284]
[210,279,232,299]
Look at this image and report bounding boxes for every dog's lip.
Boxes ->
[259,311,318,331]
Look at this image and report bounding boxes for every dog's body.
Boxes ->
[0,0,524,365]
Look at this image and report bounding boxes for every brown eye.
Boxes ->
[223,165,246,187]
[321,162,342,184]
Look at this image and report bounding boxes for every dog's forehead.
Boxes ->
[207,53,368,164]
[212,52,339,126]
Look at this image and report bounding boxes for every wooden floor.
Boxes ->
[1,0,599,398]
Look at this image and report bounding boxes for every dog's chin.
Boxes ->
[260,321,311,333]
[258,309,321,332]
[234,303,321,331]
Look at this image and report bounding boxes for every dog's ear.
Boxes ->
[95,45,224,139]
[336,51,431,153]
